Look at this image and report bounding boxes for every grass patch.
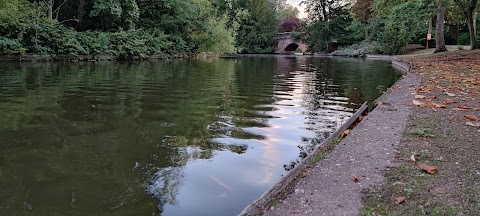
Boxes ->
[271,200,279,207]
[310,137,343,165]
[409,128,436,138]
[311,152,328,165]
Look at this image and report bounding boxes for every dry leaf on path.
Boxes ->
[418,164,438,174]
[457,105,472,110]
[341,130,351,138]
[352,175,358,183]
[413,100,424,106]
[465,115,479,121]
[410,155,416,162]
[415,95,426,99]
[359,115,368,121]
[445,92,456,97]
[396,197,406,204]
[466,122,478,127]
[444,98,456,104]
[432,103,447,108]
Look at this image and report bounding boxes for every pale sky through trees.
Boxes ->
[287,0,307,18]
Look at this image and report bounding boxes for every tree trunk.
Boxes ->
[467,14,478,49]
[48,0,54,20]
[435,0,448,52]
[453,24,460,45]
[474,11,477,47]
[452,0,478,49]
[364,23,369,41]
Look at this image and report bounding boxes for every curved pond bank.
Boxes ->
[242,57,420,216]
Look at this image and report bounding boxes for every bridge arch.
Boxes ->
[284,43,300,52]
[275,32,308,54]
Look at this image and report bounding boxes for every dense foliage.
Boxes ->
[0,0,298,58]
[1,0,479,57]
[302,0,479,54]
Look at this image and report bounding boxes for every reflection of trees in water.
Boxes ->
[0,58,400,214]
[275,58,400,171]
[0,60,251,215]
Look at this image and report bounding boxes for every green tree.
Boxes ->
[352,0,375,40]
[452,0,478,49]
[89,0,139,30]
[301,0,352,51]
[235,0,278,53]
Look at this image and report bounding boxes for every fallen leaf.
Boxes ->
[444,98,456,104]
[396,197,406,204]
[466,122,478,127]
[432,103,447,108]
[413,100,424,106]
[432,107,438,112]
[359,115,368,121]
[341,130,351,138]
[465,115,479,121]
[453,108,469,111]
[417,163,438,174]
[457,105,472,110]
[352,175,358,183]
[415,95,426,99]
[445,92,456,97]
[410,155,416,162]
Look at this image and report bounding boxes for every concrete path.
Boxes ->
[264,74,420,216]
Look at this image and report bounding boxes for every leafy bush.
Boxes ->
[0,36,26,55]
[458,33,470,45]
[0,22,188,59]
[372,1,431,54]
[419,38,436,48]
[331,40,384,57]
[77,31,113,56]
[110,30,149,59]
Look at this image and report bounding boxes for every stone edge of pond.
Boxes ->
[238,56,412,216]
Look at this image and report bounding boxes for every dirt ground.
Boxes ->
[362,51,480,215]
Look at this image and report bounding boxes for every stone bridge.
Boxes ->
[275,32,308,54]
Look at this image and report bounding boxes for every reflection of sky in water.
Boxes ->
[0,57,400,216]
[147,57,357,215]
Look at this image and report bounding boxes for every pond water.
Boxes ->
[0,57,401,216]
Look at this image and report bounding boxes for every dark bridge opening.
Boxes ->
[285,43,299,52]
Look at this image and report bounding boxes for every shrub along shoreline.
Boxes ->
[0,25,193,61]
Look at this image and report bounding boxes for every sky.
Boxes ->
[287,0,307,18]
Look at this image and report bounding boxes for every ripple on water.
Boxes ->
[0,58,401,216]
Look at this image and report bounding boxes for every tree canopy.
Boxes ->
[0,0,302,57]
[1,0,479,57]
[300,0,479,54]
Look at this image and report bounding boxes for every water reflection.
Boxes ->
[0,57,400,215]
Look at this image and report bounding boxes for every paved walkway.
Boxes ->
[264,74,420,216]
